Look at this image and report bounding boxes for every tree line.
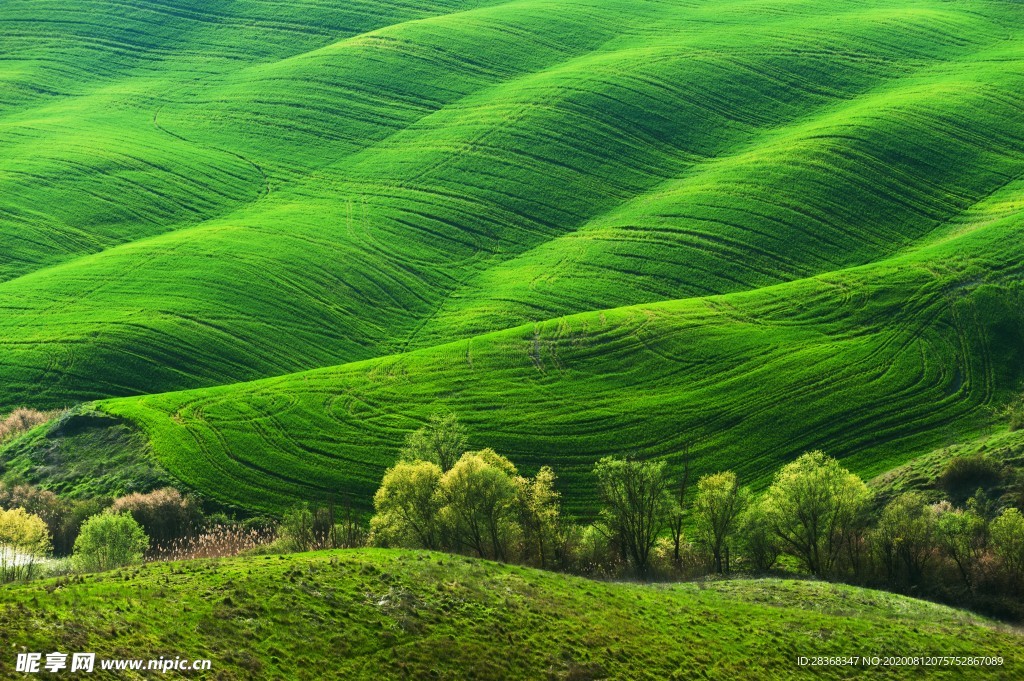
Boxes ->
[368,414,1024,620]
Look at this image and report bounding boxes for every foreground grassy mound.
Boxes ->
[0,549,1019,680]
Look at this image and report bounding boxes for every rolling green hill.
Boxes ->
[2,0,1024,514]
[0,549,1019,679]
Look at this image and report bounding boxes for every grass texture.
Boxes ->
[0,549,1019,679]
[1,0,1024,512]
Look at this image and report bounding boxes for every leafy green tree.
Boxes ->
[399,412,468,472]
[870,492,937,588]
[0,507,51,582]
[593,456,672,579]
[989,507,1024,588]
[760,451,871,577]
[439,450,519,560]
[666,449,692,569]
[693,471,749,573]
[935,502,987,590]
[518,465,563,568]
[738,501,780,572]
[370,460,444,549]
[72,512,148,573]
[280,503,316,552]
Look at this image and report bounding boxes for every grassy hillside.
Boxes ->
[83,186,1024,514]
[2,0,1024,514]
[0,549,1019,679]
[1,0,1023,408]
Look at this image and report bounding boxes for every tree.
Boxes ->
[935,502,987,590]
[439,450,519,560]
[871,492,937,588]
[593,456,672,579]
[666,447,693,568]
[760,451,871,577]
[991,507,1024,589]
[0,507,51,582]
[738,501,780,572]
[72,512,148,572]
[518,465,563,568]
[399,412,468,472]
[280,503,316,552]
[692,472,749,573]
[370,460,444,549]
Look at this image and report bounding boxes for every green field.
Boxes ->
[2,0,1024,514]
[0,549,1019,679]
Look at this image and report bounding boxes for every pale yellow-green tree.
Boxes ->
[0,507,51,582]
[369,460,444,549]
[990,507,1024,588]
[518,465,563,568]
[72,512,148,573]
[439,450,519,560]
[760,451,871,577]
[870,492,937,587]
[692,471,749,573]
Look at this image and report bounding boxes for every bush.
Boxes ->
[0,507,51,582]
[0,407,58,443]
[73,512,148,572]
[939,455,1003,505]
[568,522,621,577]
[110,487,201,548]
[738,502,780,573]
[0,482,110,556]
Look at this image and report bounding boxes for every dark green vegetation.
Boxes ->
[0,549,1019,680]
[3,0,1024,513]
[873,428,1024,508]
[0,411,169,499]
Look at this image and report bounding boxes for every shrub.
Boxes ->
[0,408,58,443]
[738,502,780,573]
[73,512,148,572]
[0,507,51,582]
[939,455,1002,505]
[0,482,109,556]
[569,522,621,577]
[110,487,201,547]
